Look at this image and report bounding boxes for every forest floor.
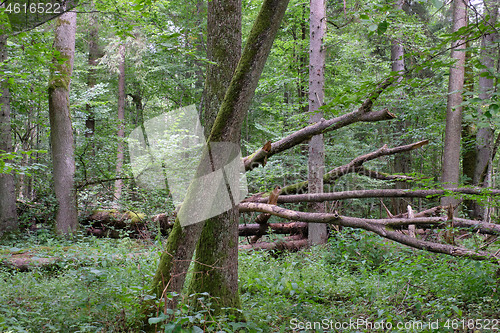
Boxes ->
[0,229,499,332]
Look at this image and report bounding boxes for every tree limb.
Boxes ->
[238,202,499,262]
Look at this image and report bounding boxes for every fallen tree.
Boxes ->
[239,202,500,263]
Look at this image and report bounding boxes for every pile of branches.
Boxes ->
[239,140,500,263]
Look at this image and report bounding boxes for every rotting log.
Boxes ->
[239,222,307,236]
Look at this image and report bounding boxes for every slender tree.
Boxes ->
[0,24,18,237]
[441,0,468,209]
[391,0,410,215]
[472,0,498,219]
[48,9,78,234]
[307,0,327,245]
[114,44,126,204]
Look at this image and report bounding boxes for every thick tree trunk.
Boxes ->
[114,44,126,204]
[48,10,78,235]
[150,0,290,312]
[441,0,468,208]
[472,1,498,219]
[0,31,18,237]
[186,0,243,317]
[307,0,327,245]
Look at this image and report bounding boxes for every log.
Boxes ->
[239,222,307,236]
[239,239,308,251]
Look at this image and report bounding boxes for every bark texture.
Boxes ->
[441,0,468,208]
[186,0,243,316]
[114,44,126,204]
[472,1,498,219]
[307,0,327,245]
[0,31,18,237]
[48,11,78,234]
[151,0,290,311]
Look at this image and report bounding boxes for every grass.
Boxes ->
[0,230,499,332]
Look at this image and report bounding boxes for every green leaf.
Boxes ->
[360,14,369,20]
[489,103,499,113]
[368,24,378,31]
[377,21,388,35]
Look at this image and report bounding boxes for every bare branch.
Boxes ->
[243,104,396,171]
[238,202,499,262]
[251,187,500,204]
[279,140,428,195]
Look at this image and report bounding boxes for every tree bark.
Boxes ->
[472,1,498,219]
[307,0,327,245]
[114,44,126,205]
[441,0,468,208]
[150,0,290,311]
[85,5,100,139]
[48,10,78,235]
[0,29,18,237]
[390,0,410,215]
[186,0,243,317]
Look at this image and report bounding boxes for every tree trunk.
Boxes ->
[0,30,18,237]
[150,0,290,312]
[472,1,498,219]
[114,44,126,205]
[85,9,100,139]
[307,0,327,245]
[390,0,410,216]
[48,10,78,235]
[441,0,468,209]
[186,0,243,317]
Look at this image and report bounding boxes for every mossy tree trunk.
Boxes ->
[48,10,78,235]
[150,0,290,313]
[186,0,242,316]
[0,27,18,237]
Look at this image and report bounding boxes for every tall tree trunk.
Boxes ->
[186,0,242,317]
[150,0,290,312]
[441,0,468,209]
[472,1,498,219]
[85,10,100,139]
[391,0,409,216]
[307,0,327,245]
[48,10,78,235]
[0,30,18,237]
[114,44,126,205]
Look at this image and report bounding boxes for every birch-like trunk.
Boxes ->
[114,44,126,205]
[307,0,327,245]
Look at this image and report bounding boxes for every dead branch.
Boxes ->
[238,202,500,262]
[251,187,500,204]
[279,140,428,195]
[239,222,307,236]
[240,239,308,251]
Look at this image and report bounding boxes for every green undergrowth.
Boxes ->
[0,230,498,332]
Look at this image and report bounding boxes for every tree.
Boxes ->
[48,9,78,234]
[0,21,18,237]
[150,0,291,314]
[441,0,468,209]
[114,43,126,205]
[307,0,327,245]
[472,0,498,220]
[390,0,410,216]
[186,0,243,315]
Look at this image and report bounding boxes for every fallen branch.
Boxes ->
[239,222,307,236]
[238,202,500,262]
[279,140,428,195]
[250,187,500,204]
